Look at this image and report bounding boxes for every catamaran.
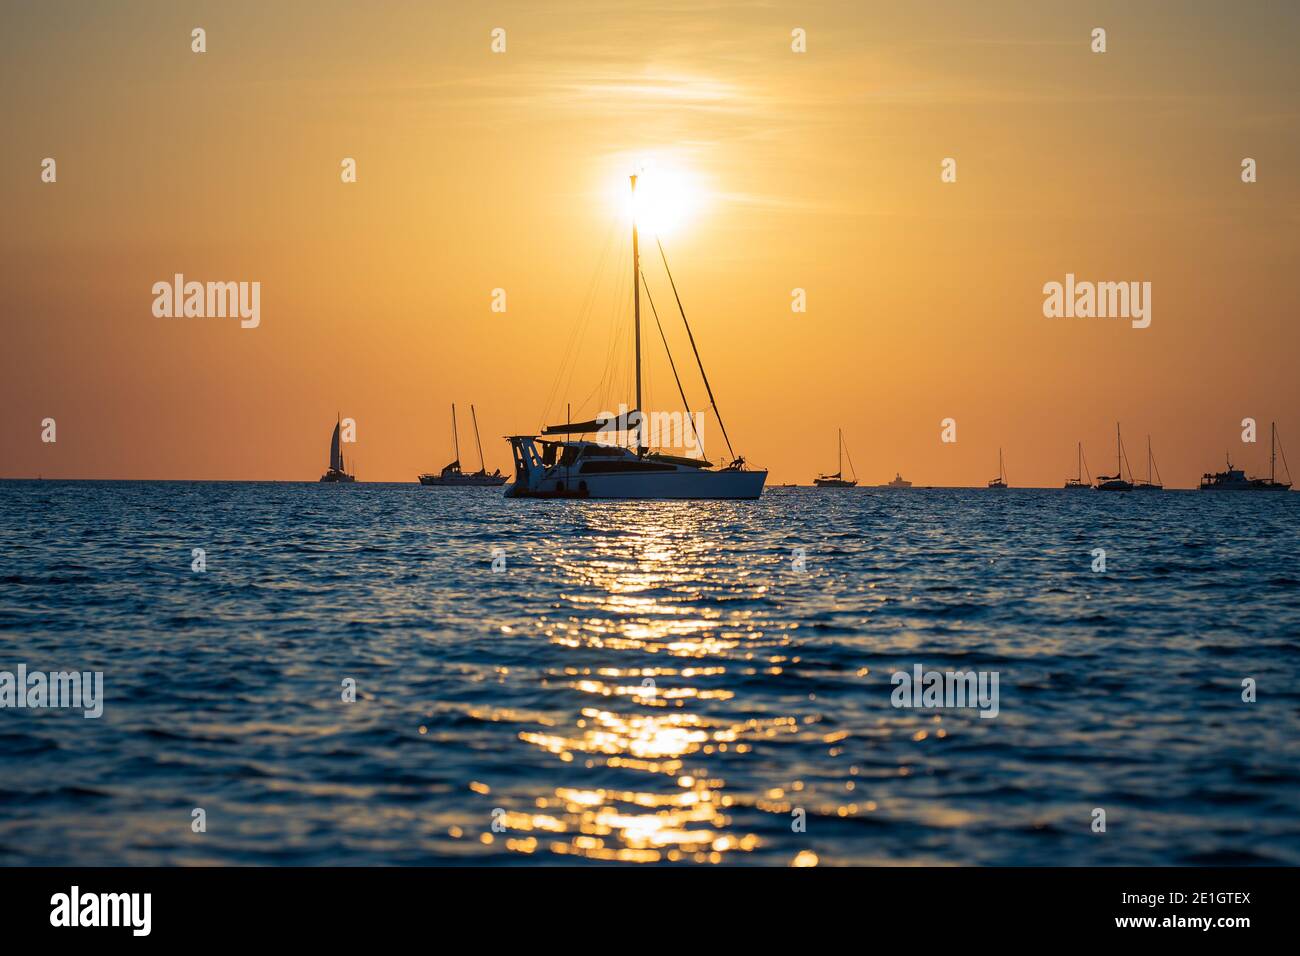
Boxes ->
[1133,435,1164,491]
[420,404,506,487]
[814,429,858,487]
[1063,442,1091,489]
[503,175,767,500]
[319,414,355,483]
[1095,423,1134,491]
[987,448,1008,489]
[1199,422,1293,491]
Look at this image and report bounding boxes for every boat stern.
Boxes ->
[504,435,545,497]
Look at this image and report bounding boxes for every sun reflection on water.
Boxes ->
[485,506,805,861]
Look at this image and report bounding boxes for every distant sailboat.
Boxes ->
[814,429,858,488]
[1199,421,1293,491]
[1133,435,1164,491]
[1095,423,1134,491]
[420,404,507,487]
[503,174,766,499]
[987,448,1007,489]
[1063,442,1091,489]
[319,414,356,483]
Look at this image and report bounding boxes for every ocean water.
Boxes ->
[1,480,1298,866]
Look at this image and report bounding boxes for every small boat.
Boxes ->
[987,448,1008,489]
[815,429,858,488]
[1095,423,1134,491]
[1063,442,1091,489]
[420,404,507,487]
[880,472,912,489]
[1199,422,1292,491]
[1133,435,1164,491]
[320,414,356,483]
[503,174,766,499]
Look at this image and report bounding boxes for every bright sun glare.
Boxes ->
[620,160,706,237]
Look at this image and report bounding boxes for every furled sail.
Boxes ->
[542,409,643,436]
[330,421,343,472]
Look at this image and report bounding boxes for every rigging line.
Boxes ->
[573,246,629,431]
[841,432,858,481]
[600,263,632,416]
[538,214,618,429]
[1278,428,1292,483]
[1120,434,1135,482]
[655,236,736,462]
[540,214,619,426]
[641,272,704,457]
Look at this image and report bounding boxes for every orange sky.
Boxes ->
[3,0,1298,486]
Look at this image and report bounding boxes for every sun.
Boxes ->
[619,159,707,237]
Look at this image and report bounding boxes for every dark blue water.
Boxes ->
[1,480,1298,865]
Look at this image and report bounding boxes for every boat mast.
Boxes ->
[451,404,460,465]
[1147,435,1152,484]
[1077,441,1082,482]
[1116,423,1121,478]
[838,428,843,477]
[1272,421,1277,483]
[631,174,644,455]
[471,404,486,473]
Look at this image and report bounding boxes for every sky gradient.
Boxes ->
[3,1,1298,485]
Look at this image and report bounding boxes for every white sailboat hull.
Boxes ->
[507,467,766,500]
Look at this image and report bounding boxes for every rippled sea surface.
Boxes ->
[1,480,1298,866]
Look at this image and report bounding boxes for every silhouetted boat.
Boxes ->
[320,415,356,483]
[880,472,912,489]
[1199,422,1292,491]
[987,448,1007,489]
[814,429,858,487]
[1096,424,1133,491]
[503,175,766,499]
[1133,435,1164,491]
[420,404,507,486]
[1064,442,1091,489]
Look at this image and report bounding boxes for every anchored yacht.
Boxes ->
[504,175,766,500]
[420,404,506,487]
[1133,435,1164,491]
[814,429,858,487]
[1200,422,1292,491]
[319,415,355,483]
[1063,442,1090,489]
[1095,424,1134,491]
[987,449,1008,489]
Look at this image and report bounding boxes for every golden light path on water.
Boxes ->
[476,504,841,864]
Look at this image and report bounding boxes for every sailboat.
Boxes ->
[503,174,767,499]
[1199,422,1293,491]
[420,404,507,487]
[1095,423,1134,491]
[319,414,356,483]
[987,449,1007,489]
[1063,442,1091,489]
[814,429,858,487]
[1133,435,1164,491]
